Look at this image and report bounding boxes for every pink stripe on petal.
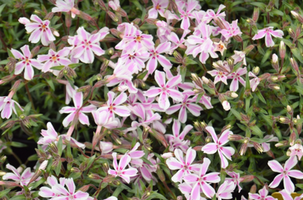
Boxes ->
[155,70,166,87]
[82,48,94,63]
[252,29,266,40]
[284,175,295,193]
[108,169,117,176]
[178,106,187,123]
[166,104,182,115]
[11,49,23,59]
[156,42,171,53]
[30,14,43,23]
[53,184,69,196]
[77,27,89,41]
[122,168,137,176]
[269,174,283,188]
[112,152,118,170]
[73,92,83,108]
[166,157,183,170]
[167,89,183,102]
[270,29,284,38]
[183,174,199,183]
[172,119,181,137]
[185,148,196,165]
[158,55,172,69]
[205,126,218,142]
[219,130,232,145]
[119,154,131,170]
[288,170,303,179]
[181,17,190,30]
[166,75,181,88]
[113,92,127,105]
[202,143,217,154]
[74,191,89,198]
[78,112,90,126]
[201,182,216,198]
[120,174,130,183]
[29,29,41,44]
[21,45,31,57]
[174,149,184,163]
[147,57,158,74]
[200,158,211,175]
[24,65,34,80]
[39,187,56,197]
[187,103,202,116]
[2,103,12,119]
[191,183,201,199]
[285,156,297,170]
[114,106,130,117]
[265,32,274,47]
[91,44,105,56]
[230,78,239,91]
[14,62,25,75]
[179,125,193,140]
[171,169,185,183]
[62,112,76,127]
[65,178,76,193]
[219,151,229,168]
[2,173,19,181]
[159,92,169,110]
[145,87,161,97]
[221,147,235,160]
[72,46,85,58]
[268,160,283,173]
[140,167,152,181]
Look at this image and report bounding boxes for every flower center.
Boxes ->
[156,4,161,10]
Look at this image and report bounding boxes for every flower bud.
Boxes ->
[287,105,292,113]
[290,58,299,74]
[230,92,238,98]
[279,41,286,59]
[271,54,279,72]
[292,11,303,23]
[275,140,289,147]
[253,142,263,153]
[156,167,165,182]
[191,73,203,88]
[289,131,297,146]
[252,7,259,22]
[228,134,243,141]
[240,143,248,156]
[270,76,278,82]
[242,175,255,182]
[202,76,209,84]
[222,100,230,111]
[289,28,295,38]
[161,152,173,159]
[250,184,257,193]
[107,11,118,22]
[173,51,183,63]
[252,66,260,75]
[205,136,212,143]
[88,173,102,180]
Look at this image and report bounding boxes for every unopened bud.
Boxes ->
[107,11,118,22]
[289,131,296,146]
[291,11,303,23]
[253,142,263,153]
[228,134,243,141]
[222,100,231,111]
[242,175,255,182]
[161,152,173,159]
[31,46,40,57]
[273,85,280,90]
[289,28,295,38]
[71,167,81,173]
[191,73,203,88]
[88,173,102,180]
[250,184,257,193]
[270,76,278,82]
[275,140,289,147]
[173,51,183,63]
[156,167,165,182]
[279,41,286,59]
[240,143,248,156]
[53,30,60,37]
[290,58,299,74]
[194,121,203,132]
[287,105,292,113]
[230,92,238,98]
[252,66,260,75]
[205,136,212,143]
[202,76,209,84]
[252,7,259,22]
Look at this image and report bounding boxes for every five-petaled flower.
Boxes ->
[3,164,35,186]
[59,92,96,127]
[145,70,183,110]
[202,126,235,168]
[108,152,138,183]
[19,15,56,46]
[11,45,42,80]
[249,185,276,200]
[268,156,303,193]
[252,27,284,47]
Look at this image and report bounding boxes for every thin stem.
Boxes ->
[25,83,35,110]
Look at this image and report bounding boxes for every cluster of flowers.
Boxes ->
[1,0,303,199]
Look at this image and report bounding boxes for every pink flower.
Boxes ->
[220,20,242,41]
[289,143,303,160]
[126,142,145,167]
[108,152,138,183]
[148,0,169,19]
[216,181,235,200]
[37,122,85,149]
[165,119,192,152]
[166,147,199,182]
[97,91,130,118]
[59,92,96,127]
[166,94,202,123]
[183,157,220,198]
[92,109,120,129]
[118,50,149,74]
[252,27,284,47]
[0,96,23,119]
[145,70,183,110]
[3,164,34,186]
[227,67,247,91]
[68,26,109,63]
[18,15,55,46]
[249,185,276,200]
[178,0,200,30]
[225,171,242,192]
[108,0,120,11]
[146,42,172,74]
[268,156,303,193]
[231,50,246,65]
[11,45,42,80]
[39,176,93,199]
[205,4,226,23]
[37,47,72,73]
[249,72,260,92]
[202,126,235,168]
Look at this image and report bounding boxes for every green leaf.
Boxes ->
[9,195,26,200]
[250,125,263,137]
[249,2,266,9]
[185,57,197,65]
[291,48,303,64]
[51,65,64,70]
[0,4,6,17]
[261,49,272,65]
[55,161,62,176]
[255,90,266,104]
[57,137,63,157]
[69,63,82,69]
[230,108,242,121]
[11,141,27,148]
[0,189,10,198]
[271,9,284,16]
[137,127,143,143]
[45,78,55,91]
[180,66,186,82]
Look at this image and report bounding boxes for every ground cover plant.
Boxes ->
[1,0,303,199]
